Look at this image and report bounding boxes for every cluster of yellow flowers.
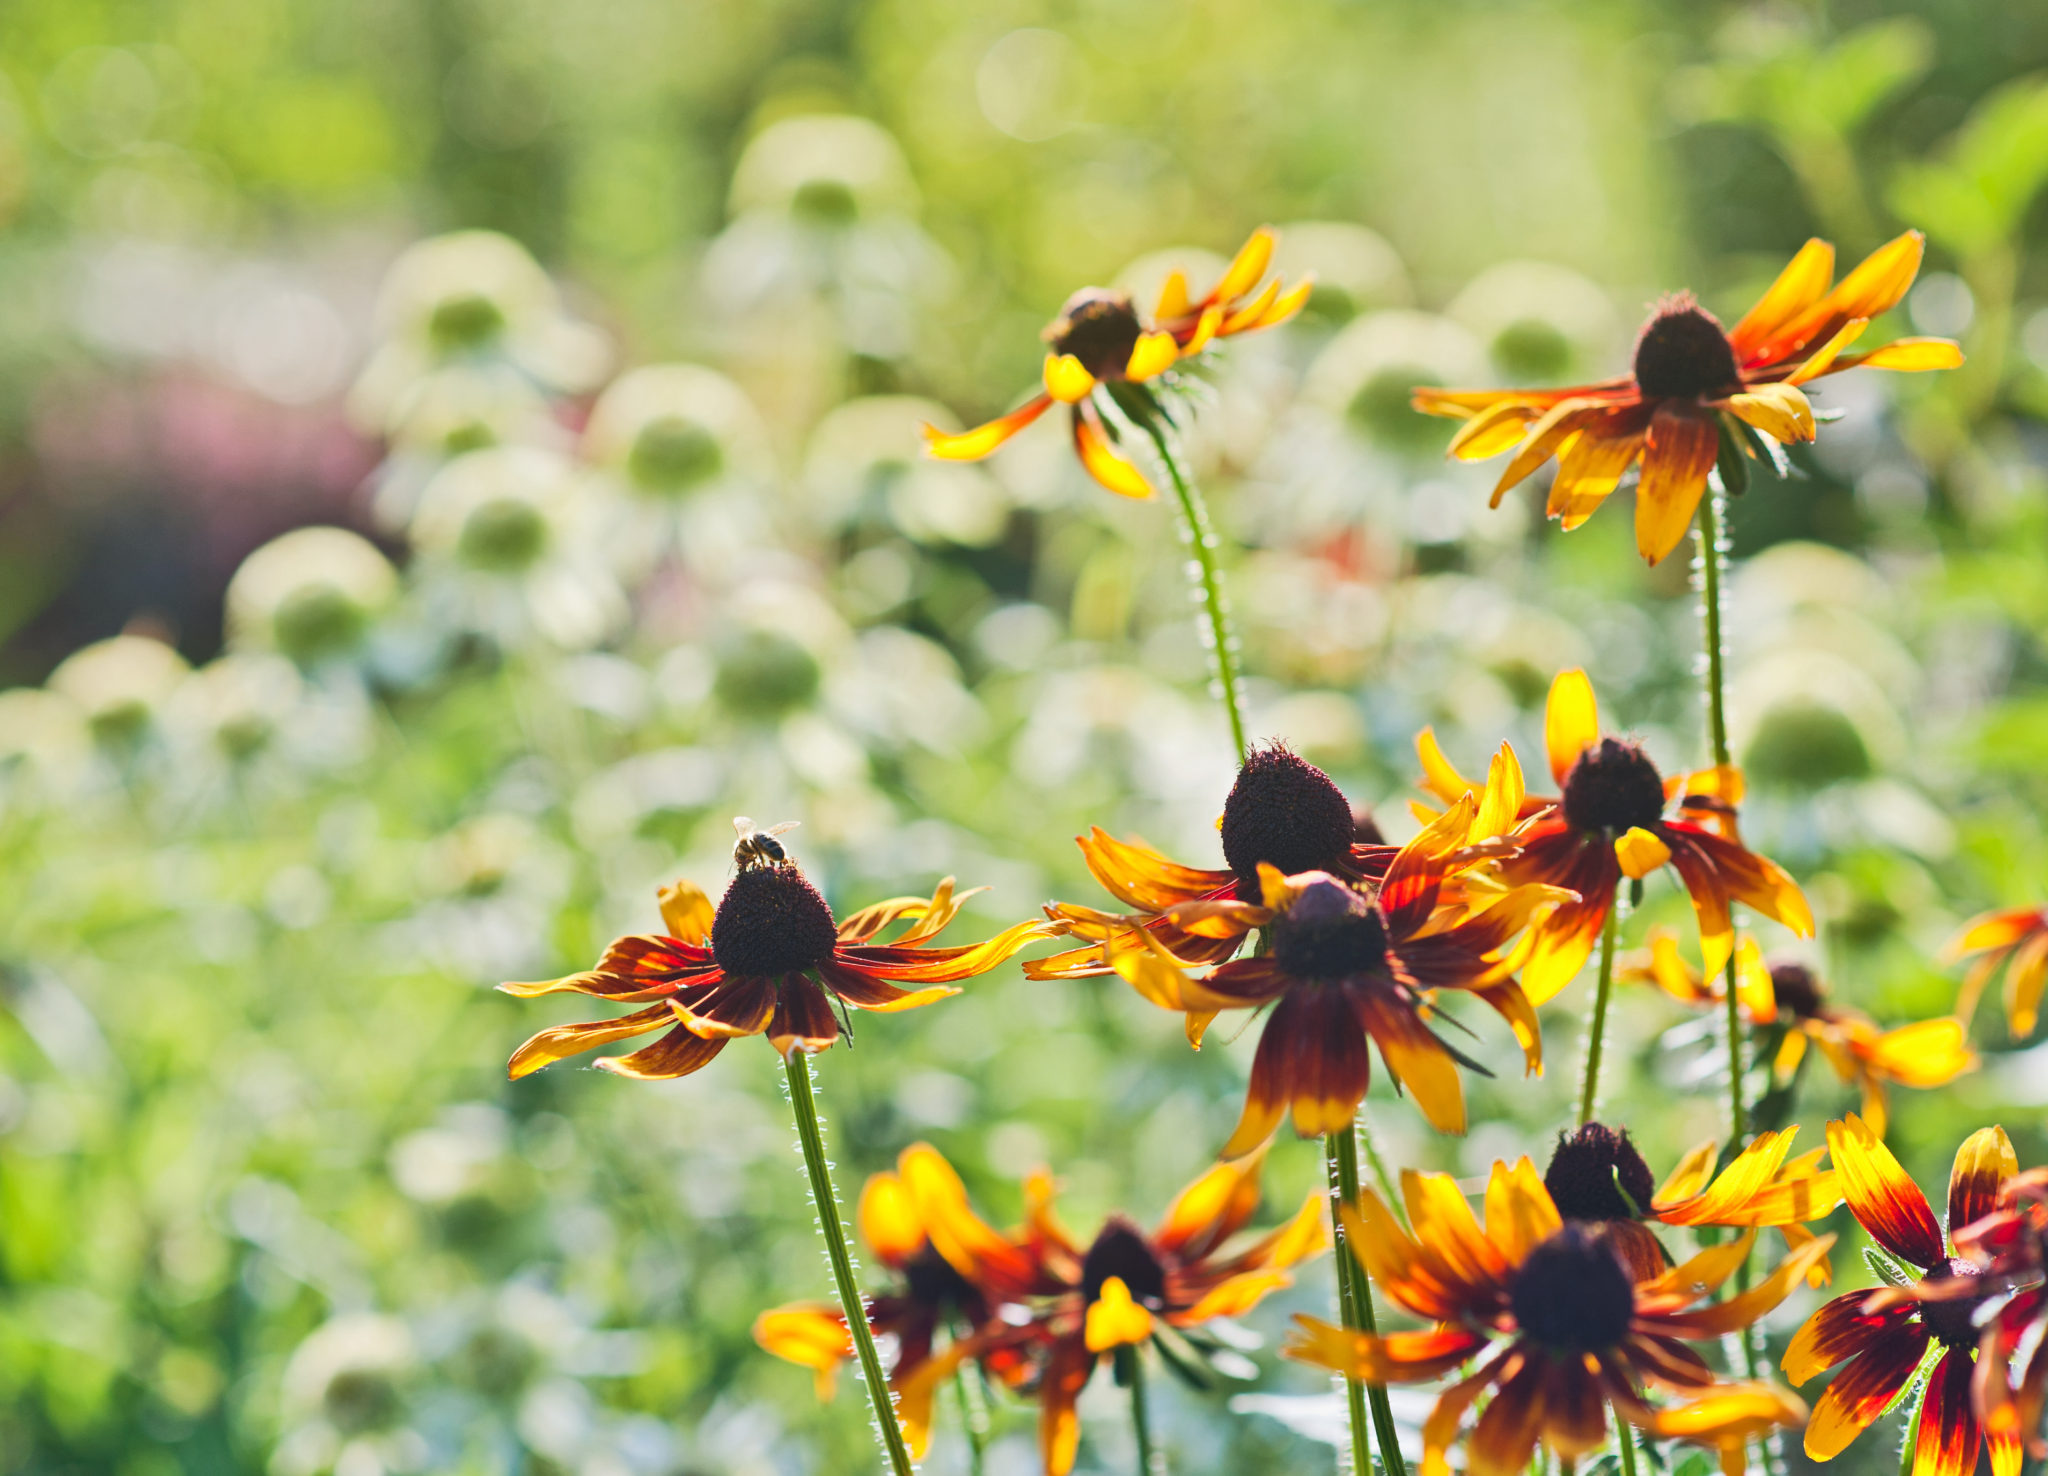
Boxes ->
[504,229,2047,1476]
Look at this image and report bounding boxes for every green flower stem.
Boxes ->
[782,1050,916,1476]
[956,1363,989,1476]
[1616,1410,1641,1476]
[1696,489,1747,1154]
[1326,1126,1409,1476]
[1577,900,1622,1126]
[1116,1344,1162,1476]
[1141,419,1249,763]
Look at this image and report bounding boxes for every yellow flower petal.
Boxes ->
[1071,408,1155,498]
[1786,318,1868,385]
[922,395,1055,460]
[1084,1276,1155,1352]
[1729,238,1837,353]
[1212,227,1276,306]
[1043,352,1097,404]
[1616,826,1673,879]
[1544,669,1600,787]
[1722,383,1817,443]
[1182,302,1224,356]
[1834,337,1965,373]
[1155,268,1192,321]
[1124,330,1180,382]
[1448,401,1541,461]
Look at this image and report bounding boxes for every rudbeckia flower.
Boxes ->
[1945,904,2048,1039]
[923,228,1311,498]
[1027,743,1395,987]
[1413,232,1963,564]
[1419,669,1812,1004]
[942,1151,1325,1476]
[1953,1168,2048,1458]
[1105,780,1562,1147]
[1626,936,1976,1136]
[1286,1159,1832,1476]
[501,861,1045,1079]
[1783,1115,2025,1476]
[754,1143,1053,1456]
[1541,1121,1843,1283]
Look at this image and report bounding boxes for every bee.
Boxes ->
[731,816,800,871]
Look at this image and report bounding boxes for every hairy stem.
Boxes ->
[783,1051,916,1476]
[1577,900,1622,1126]
[1326,1126,1409,1476]
[1117,1344,1163,1476]
[1616,1407,1641,1476]
[1142,420,1249,763]
[956,1362,989,1476]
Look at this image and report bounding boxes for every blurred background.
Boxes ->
[4,0,2048,1472]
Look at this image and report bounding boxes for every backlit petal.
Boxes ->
[593,1019,729,1079]
[507,1002,676,1078]
[1832,337,1964,373]
[1449,401,1541,461]
[1635,406,1719,566]
[1801,1320,1930,1459]
[1545,669,1600,787]
[1616,826,1673,880]
[1730,239,1837,356]
[1786,319,1869,385]
[923,394,1055,459]
[753,1304,851,1397]
[658,879,715,944]
[1915,1350,1983,1476]
[1827,1113,1944,1268]
[1210,227,1277,306]
[1947,1125,2016,1239]
[1072,405,1155,499]
[1722,382,1817,443]
[858,1168,925,1267]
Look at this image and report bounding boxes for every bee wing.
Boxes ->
[732,815,755,837]
[764,821,801,837]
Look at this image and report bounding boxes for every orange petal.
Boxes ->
[1449,401,1541,461]
[658,879,715,944]
[507,1003,676,1079]
[1153,1153,1264,1257]
[752,1304,851,1396]
[1831,337,1964,373]
[1181,302,1224,356]
[1947,1125,2016,1236]
[1544,669,1600,786]
[858,1168,926,1266]
[1722,382,1817,443]
[923,394,1054,459]
[1483,1156,1561,1266]
[1729,238,1837,356]
[1489,400,1603,507]
[1071,407,1155,499]
[1635,406,1719,566]
[1547,428,1644,530]
[1786,319,1869,385]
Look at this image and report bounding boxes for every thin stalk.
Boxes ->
[1326,1126,1409,1476]
[1616,1408,1640,1476]
[1355,1109,1409,1232]
[1899,1376,1928,1476]
[1117,1344,1163,1476]
[955,1362,989,1476]
[783,1051,915,1476]
[1141,419,1249,762]
[1577,901,1622,1126]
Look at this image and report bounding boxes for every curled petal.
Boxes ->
[593,1019,729,1080]
[507,1002,677,1079]
[1071,404,1155,499]
[923,394,1054,459]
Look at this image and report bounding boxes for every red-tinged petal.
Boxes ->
[1359,987,1467,1135]
[1944,906,2048,960]
[1541,1352,1611,1460]
[897,1144,1042,1295]
[1947,1125,2017,1239]
[1071,404,1155,499]
[676,976,779,1038]
[1154,1153,1265,1259]
[594,1019,729,1080]
[1421,1357,1507,1476]
[1180,302,1224,355]
[842,918,1049,983]
[1784,318,1869,385]
[1076,827,1234,910]
[499,934,716,999]
[1635,405,1719,566]
[1039,1336,1094,1476]
[1749,232,1925,369]
[1782,1291,1918,1384]
[765,977,841,1057]
[1488,401,1605,507]
[1276,985,1377,1141]
[1470,1354,1547,1476]
[1802,1321,1932,1460]
[814,960,960,1015]
[922,394,1054,460]
[1828,1114,1944,1268]
[507,1002,677,1079]
[1730,239,1837,358]
[1916,1350,1984,1476]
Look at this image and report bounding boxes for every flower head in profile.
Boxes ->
[501,828,1045,1079]
[1944,904,2048,1040]
[1954,1168,2048,1459]
[1783,1116,2025,1476]
[1028,743,1395,998]
[1420,669,1812,1004]
[923,228,1311,498]
[1627,936,1976,1136]
[1105,773,1562,1147]
[1542,1121,1843,1283]
[1413,232,1962,564]
[1286,1159,1830,1476]
[947,1151,1325,1476]
[754,1143,1055,1455]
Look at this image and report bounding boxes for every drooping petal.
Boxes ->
[1721,381,1817,443]
[1948,1125,2017,1238]
[1449,401,1543,460]
[1489,401,1607,507]
[1282,1317,1488,1382]
[1154,1152,1266,1259]
[1783,1290,1918,1384]
[1071,402,1155,499]
[1800,1320,1931,1460]
[923,394,1054,460]
[897,1143,1042,1294]
[765,977,841,1057]
[507,1002,678,1078]
[1540,1351,1611,1461]
[1042,353,1097,404]
[1634,405,1720,566]
[676,975,780,1038]
[1469,1354,1547,1476]
[1038,1336,1094,1476]
[1545,669,1600,787]
[593,1019,729,1079]
[1421,1358,1507,1476]
[1124,331,1180,382]
[1915,1349,1984,1476]
[1359,988,1467,1135]
[1548,424,1647,530]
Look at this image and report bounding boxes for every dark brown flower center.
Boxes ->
[1560,737,1667,835]
[1545,1123,1657,1223]
[1219,744,1359,896]
[902,1243,982,1313]
[1081,1216,1168,1308]
[1917,1259,1990,1351]
[1632,297,1742,400]
[1270,876,1389,980]
[1511,1225,1637,1353]
[1045,289,1143,381]
[1768,963,1825,1020]
[709,864,839,976]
